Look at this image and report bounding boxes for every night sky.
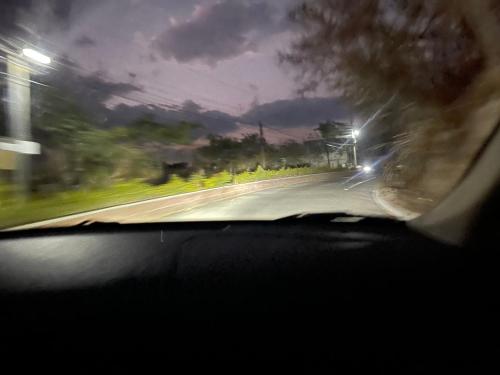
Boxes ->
[1,0,349,142]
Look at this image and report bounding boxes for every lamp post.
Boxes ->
[5,48,50,199]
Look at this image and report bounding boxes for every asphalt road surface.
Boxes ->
[165,173,386,221]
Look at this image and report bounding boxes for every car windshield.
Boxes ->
[1,0,499,229]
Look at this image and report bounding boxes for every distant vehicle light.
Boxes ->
[22,48,51,65]
[363,165,372,173]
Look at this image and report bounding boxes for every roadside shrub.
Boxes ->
[203,171,233,188]
[0,166,334,228]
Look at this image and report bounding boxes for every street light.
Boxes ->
[22,48,51,65]
[3,47,50,199]
[352,129,360,138]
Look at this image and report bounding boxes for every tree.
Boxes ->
[198,133,273,172]
[198,133,330,171]
[31,89,117,188]
[110,116,203,177]
[281,0,500,204]
[273,141,308,167]
[119,116,202,145]
[281,0,491,111]
[30,88,202,190]
[239,134,262,161]
[317,121,346,140]
[198,135,246,172]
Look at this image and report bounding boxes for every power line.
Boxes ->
[29,71,248,132]
[111,88,322,144]
[11,32,249,112]
[122,70,245,113]
[114,91,314,143]
[34,57,243,117]
[183,65,254,95]
[262,124,307,141]
[264,126,296,138]
[1,33,240,113]
[104,91,256,131]
[2,36,319,142]
[51,57,245,114]
[2,61,322,145]
[125,86,242,114]
[4,18,257,97]
[1,34,257,118]
[0,71,51,88]
[1,32,271,113]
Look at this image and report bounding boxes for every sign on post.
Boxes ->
[0,140,41,155]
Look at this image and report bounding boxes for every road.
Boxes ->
[12,172,387,230]
[165,174,386,221]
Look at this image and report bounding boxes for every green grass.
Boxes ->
[0,166,333,229]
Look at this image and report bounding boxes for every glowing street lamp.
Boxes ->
[22,48,51,65]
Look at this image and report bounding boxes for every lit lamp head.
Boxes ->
[22,48,51,65]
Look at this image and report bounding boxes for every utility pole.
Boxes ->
[325,143,331,168]
[258,121,266,169]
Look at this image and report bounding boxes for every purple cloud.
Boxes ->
[154,0,279,65]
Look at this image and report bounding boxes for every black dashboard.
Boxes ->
[0,216,496,367]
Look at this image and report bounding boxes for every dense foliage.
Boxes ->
[28,88,201,191]
[282,0,500,210]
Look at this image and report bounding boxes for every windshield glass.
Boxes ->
[1,0,499,229]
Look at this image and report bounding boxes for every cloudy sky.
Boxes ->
[2,0,349,141]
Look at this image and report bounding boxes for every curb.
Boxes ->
[372,188,420,220]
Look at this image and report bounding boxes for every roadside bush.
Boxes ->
[0,166,335,228]
[203,171,233,189]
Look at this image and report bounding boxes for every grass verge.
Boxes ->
[0,166,334,229]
